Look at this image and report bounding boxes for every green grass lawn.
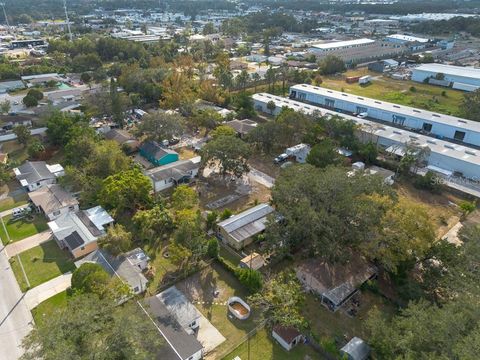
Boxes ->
[0,213,49,243]
[223,328,318,360]
[0,197,28,213]
[9,240,75,292]
[321,70,465,116]
[31,290,68,326]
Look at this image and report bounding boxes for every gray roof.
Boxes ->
[341,337,371,360]
[157,286,201,330]
[28,184,78,214]
[414,63,480,80]
[15,161,55,184]
[144,295,203,360]
[75,249,148,293]
[290,84,480,133]
[225,119,258,135]
[146,157,201,182]
[217,203,274,243]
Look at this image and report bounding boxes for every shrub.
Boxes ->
[27,88,44,100]
[409,86,417,92]
[207,238,219,259]
[413,171,439,192]
[459,200,476,215]
[22,95,38,107]
[220,208,232,220]
[236,268,263,293]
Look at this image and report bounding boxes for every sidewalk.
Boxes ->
[5,230,52,259]
[0,204,29,218]
[24,272,72,310]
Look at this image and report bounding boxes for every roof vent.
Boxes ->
[465,150,476,156]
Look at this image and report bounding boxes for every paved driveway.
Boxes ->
[5,230,52,258]
[24,272,72,310]
[0,245,33,359]
[195,309,226,354]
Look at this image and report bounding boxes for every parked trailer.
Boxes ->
[359,75,371,85]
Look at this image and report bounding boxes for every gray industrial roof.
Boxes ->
[310,38,375,50]
[217,203,274,243]
[413,63,480,80]
[144,295,203,360]
[252,93,480,167]
[290,84,480,133]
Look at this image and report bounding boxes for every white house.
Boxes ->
[145,156,201,192]
[272,325,304,351]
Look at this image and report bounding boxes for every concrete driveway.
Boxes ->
[24,272,72,310]
[5,230,52,258]
[195,309,226,354]
[248,167,275,188]
[0,245,33,359]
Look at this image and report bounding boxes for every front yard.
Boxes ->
[31,290,68,326]
[9,240,76,292]
[0,213,49,243]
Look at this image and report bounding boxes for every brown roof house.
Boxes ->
[296,257,377,312]
[48,205,114,259]
[28,184,79,221]
[272,325,304,351]
[104,128,139,154]
[225,119,258,138]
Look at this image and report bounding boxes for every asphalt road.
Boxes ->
[0,244,33,359]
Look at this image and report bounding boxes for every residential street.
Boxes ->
[5,230,52,259]
[24,272,72,310]
[0,244,33,360]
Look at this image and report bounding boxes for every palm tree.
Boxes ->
[252,72,261,93]
[265,67,277,93]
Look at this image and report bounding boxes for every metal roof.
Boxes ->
[290,84,480,133]
[310,38,375,50]
[413,63,480,80]
[252,93,480,168]
[341,337,371,360]
[386,34,429,43]
[157,286,201,330]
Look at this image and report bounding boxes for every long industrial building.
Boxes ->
[411,64,480,92]
[289,84,480,147]
[252,92,480,180]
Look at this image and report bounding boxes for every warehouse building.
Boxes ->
[289,84,480,147]
[411,64,480,92]
[252,93,480,180]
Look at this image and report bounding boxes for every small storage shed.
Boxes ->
[272,325,303,351]
[340,337,371,360]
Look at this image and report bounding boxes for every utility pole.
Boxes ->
[0,3,14,39]
[63,0,73,41]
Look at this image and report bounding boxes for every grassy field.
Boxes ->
[0,197,28,213]
[0,213,48,243]
[9,240,75,292]
[320,70,465,116]
[223,328,318,360]
[31,290,68,326]
[1,140,29,164]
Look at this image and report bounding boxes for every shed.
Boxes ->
[272,325,303,351]
[239,252,266,271]
[340,337,370,360]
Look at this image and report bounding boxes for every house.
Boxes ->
[145,156,201,192]
[296,257,377,312]
[286,144,311,163]
[272,325,304,351]
[157,286,201,331]
[14,161,64,192]
[350,162,395,185]
[28,184,79,220]
[48,205,114,258]
[216,203,275,250]
[1,114,33,129]
[74,247,149,294]
[239,252,266,271]
[225,119,258,138]
[143,294,203,360]
[21,73,62,87]
[0,80,25,94]
[139,141,179,166]
[104,128,139,153]
[340,337,371,360]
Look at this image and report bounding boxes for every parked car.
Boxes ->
[357,112,368,119]
[12,206,30,219]
[168,137,180,145]
[274,153,289,164]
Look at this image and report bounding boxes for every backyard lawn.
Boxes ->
[0,213,49,243]
[0,180,28,213]
[223,328,319,360]
[9,240,76,292]
[321,70,465,116]
[31,290,68,326]
[175,262,261,360]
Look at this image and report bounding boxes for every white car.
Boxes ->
[357,112,368,119]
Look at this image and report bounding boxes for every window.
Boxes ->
[356,106,368,114]
[454,131,465,141]
[325,99,335,108]
[53,210,60,216]
[422,123,432,132]
[392,115,406,126]
[298,92,306,100]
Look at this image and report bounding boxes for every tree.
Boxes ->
[265,66,277,92]
[27,138,45,158]
[46,111,85,146]
[236,69,250,92]
[234,92,256,119]
[13,125,30,146]
[318,55,346,75]
[207,238,219,258]
[190,109,223,133]
[21,294,163,360]
[0,164,10,185]
[160,71,196,110]
[133,205,174,243]
[203,22,216,35]
[137,112,185,142]
[71,263,111,296]
[171,185,199,211]
[266,100,276,115]
[358,141,378,164]
[22,95,38,107]
[366,298,480,359]
[306,139,343,168]
[267,165,394,261]
[236,268,263,293]
[27,89,44,100]
[249,272,306,329]
[80,72,92,84]
[211,125,236,139]
[252,72,261,93]
[461,89,480,121]
[98,224,133,256]
[99,168,152,215]
[201,135,251,178]
[0,99,11,114]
